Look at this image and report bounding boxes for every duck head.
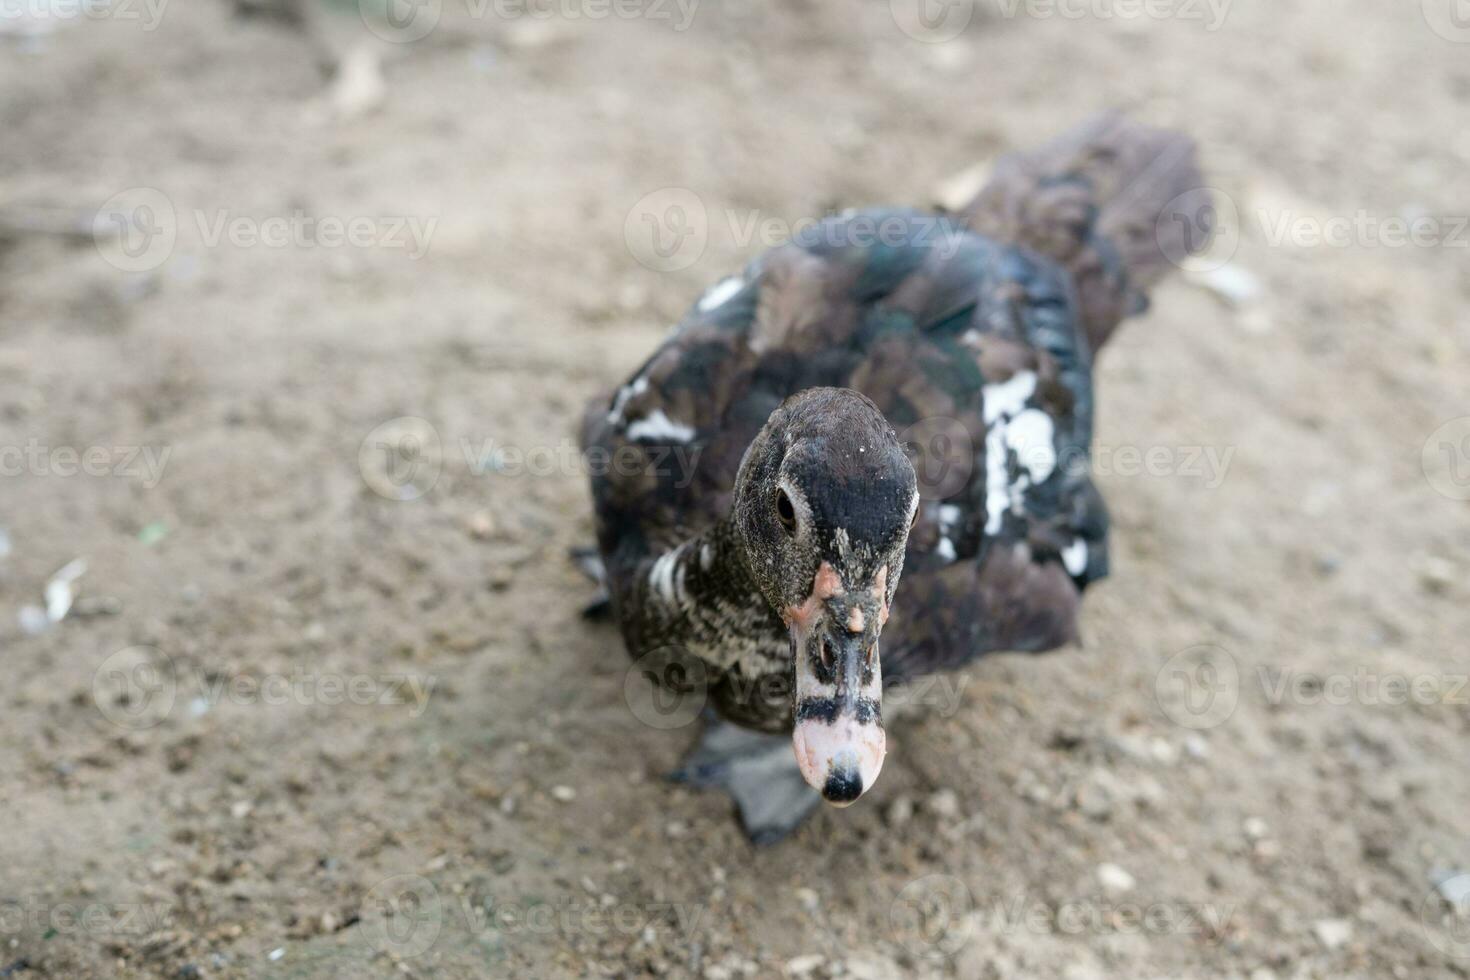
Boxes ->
[731,388,919,806]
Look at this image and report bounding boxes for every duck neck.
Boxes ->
[625,519,783,668]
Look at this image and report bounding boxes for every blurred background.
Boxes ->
[2,1,1469,977]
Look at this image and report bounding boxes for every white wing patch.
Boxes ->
[649,546,685,608]
[981,371,1056,535]
[697,276,744,312]
[1006,409,1057,483]
[934,503,963,564]
[935,537,957,563]
[625,408,696,443]
[1061,538,1088,577]
[607,375,649,423]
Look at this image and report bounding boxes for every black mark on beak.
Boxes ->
[822,762,864,803]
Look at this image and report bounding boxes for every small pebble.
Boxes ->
[1097,863,1135,895]
[1313,918,1353,950]
[886,795,914,828]
[1190,263,1263,309]
[1149,737,1179,765]
[267,947,285,962]
[926,789,961,819]
[1075,768,1120,820]
[785,954,823,976]
[1184,735,1210,760]
[467,510,496,540]
[1243,817,1270,841]
[551,785,576,802]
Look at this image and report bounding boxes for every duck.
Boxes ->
[582,112,1210,842]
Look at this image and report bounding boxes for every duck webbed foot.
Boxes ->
[670,716,821,845]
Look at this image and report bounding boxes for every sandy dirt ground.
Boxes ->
[1,1,1468,977]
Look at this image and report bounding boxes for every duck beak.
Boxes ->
[790,617,886,807]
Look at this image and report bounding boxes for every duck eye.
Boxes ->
[775,489,797,532]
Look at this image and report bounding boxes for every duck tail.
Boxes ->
[960,111,1210,353]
